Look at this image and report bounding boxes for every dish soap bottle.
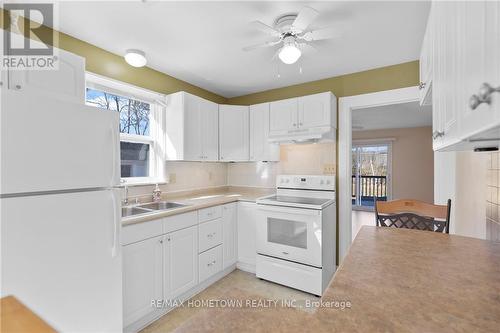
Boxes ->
[152,184,162,202]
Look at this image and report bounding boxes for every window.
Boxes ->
[85,73,165,184]
[352,142,392,209]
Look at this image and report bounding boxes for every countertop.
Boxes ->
[122,186,275,226]
[173,226,500,332]
[1,296,55,333]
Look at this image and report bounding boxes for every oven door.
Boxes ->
[256,204,322,267]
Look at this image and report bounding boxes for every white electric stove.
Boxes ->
[256,175,336,296]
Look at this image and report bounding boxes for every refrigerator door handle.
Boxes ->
[110,123,118,186]
[110,190,120,258]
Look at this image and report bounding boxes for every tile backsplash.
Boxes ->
[486,152,500,242]
[128,142,336,200]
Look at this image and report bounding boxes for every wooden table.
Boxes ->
[1,296,55,333]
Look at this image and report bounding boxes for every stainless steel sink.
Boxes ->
[121,206,152,217]
[138,201,187,211]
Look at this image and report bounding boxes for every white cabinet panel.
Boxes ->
[123,236,163,327]
[8,48,85,104]
[249,103,280,162]
[199,245,223,282]
[237,202,257,269]
[222,203,238,269]
[269,97,298,134]
[201,99,219,161]
[183,93,203,160]
[219,105,249,161]
[165,92,218,161]
[426,1,500,151]
[419,6,433,106]
[298,92,332,129]
[165,225,198,299]
[198,218,223,253]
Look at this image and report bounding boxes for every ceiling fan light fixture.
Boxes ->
[278,43,301,65]
[124,49,147,67]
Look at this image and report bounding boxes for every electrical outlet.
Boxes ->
[323,164,335,175]
[168,173,176,184]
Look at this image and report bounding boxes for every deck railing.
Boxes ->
[352,175,387,205]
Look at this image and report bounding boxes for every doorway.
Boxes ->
[352,142,392,209]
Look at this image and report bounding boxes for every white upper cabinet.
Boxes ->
[269,92,336,140]
[269,97,298,135]
[419,6,434,106]
[165,91,219,161]
[425,0,500,151]
[298,92,335,129]
[249,103,280,162]
[8,47,85,104]
[219,105,249,161]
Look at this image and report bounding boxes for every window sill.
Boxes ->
[118,180,167,187]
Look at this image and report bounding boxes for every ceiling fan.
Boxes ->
[243,6,341,65]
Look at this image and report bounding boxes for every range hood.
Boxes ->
[268,126,336,144]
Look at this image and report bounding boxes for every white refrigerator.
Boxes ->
[0,89,123,332]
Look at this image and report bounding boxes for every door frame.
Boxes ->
[351,140,394,210]
[338,86,420,262]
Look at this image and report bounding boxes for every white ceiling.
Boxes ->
[58,1,430,98]
[352,101,432,131]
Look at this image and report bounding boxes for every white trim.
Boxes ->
[338,86,420,263]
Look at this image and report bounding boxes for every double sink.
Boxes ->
[122,201,188,218]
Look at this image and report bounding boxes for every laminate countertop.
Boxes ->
[173,226,500,333]
[122,186,275,226]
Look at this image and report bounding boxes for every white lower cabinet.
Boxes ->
[165,226,198,300]
[123,202,260,328]
[237,202,257,271]
[123,236,163,327]
[222,203,237,269]
[199,245,223,282]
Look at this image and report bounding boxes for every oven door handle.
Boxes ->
[258,205,320,216]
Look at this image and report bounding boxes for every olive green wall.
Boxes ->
[227,60,419,105]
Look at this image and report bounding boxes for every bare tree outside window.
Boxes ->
[86,88,150,136]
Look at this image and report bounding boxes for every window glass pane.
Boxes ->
[120,142,149,178]
[86,88,150,136]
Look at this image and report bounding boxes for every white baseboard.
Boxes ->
[125,264,237,333]
[236,261,255,274]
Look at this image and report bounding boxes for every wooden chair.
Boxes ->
[375,198,451,233]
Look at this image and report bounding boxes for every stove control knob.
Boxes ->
[326,180,331,185]
[320,180,325,185]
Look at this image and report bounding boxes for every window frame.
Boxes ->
[85,72,166,185]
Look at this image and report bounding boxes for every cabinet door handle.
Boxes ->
[159,239,163,244]
[418,82,426,90]
[478,83,500,103]
[432,131,445,140]
[299,122,303,126]
[15,84,21,90]
[470,83,500,110]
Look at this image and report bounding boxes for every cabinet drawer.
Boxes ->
[198,205,222,223]
[198,218,223,253]
[122,219,163,246]
[163,211,197,234]
[199,245,223,282]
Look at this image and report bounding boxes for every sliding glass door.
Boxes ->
[352,143,391,209]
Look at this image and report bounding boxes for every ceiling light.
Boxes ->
[124,49,147,67]
[278,40,302,65]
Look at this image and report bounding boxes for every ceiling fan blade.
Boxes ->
[300,27,341,42]
[292,6,319,32]
[298,43,318,54]
[249,20,281,37]
[242,40,281,52]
